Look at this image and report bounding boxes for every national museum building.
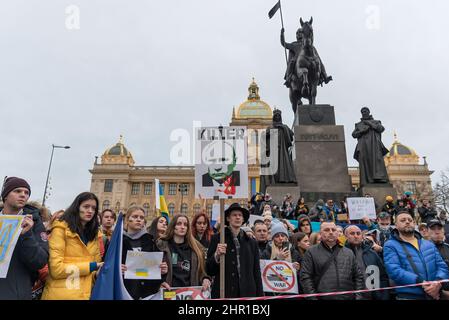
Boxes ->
[89,80,434,219]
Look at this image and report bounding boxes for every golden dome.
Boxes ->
[101,135,135,166]
[235,78,273,119]
[385,132,419,165]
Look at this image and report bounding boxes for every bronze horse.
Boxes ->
[289,17,322,112]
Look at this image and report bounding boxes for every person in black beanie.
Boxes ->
[0,176,49,299]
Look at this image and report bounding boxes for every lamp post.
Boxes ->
[42,144,70,207]
[178,183,187,214]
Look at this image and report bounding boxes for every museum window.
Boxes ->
[193,203,201,214]
[180,183,189,195]
[103,200,110,210]
[104,179,113,192]
[143,203,150,215]
[131,183,140,195]
[168,183,177,195]
[405,181,417,194]
[168,203,175,215]
[144,183,152,195]
[181,203,188,214]
[206,204,213,215]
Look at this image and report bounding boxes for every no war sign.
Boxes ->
[260,260,298,294]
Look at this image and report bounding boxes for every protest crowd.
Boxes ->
[1,176,449,300]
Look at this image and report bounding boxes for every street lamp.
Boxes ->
[42,144,70,207]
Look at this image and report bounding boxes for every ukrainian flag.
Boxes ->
[155,179,169,221]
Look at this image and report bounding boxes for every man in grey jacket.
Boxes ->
[300,221,365,299]
[0,177,49,299]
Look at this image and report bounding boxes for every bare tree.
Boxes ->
[433,169,449,212]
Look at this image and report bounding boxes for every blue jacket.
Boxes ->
[383,229,449,299]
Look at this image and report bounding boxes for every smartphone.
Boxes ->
[282,241,289,251]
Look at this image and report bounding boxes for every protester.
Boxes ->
[418,223,430,240]
[402,192,416,218]
[309,199,325,222]
[344,225,390,299]
[99,209,116,259]
[207,203,263,298]
[383,210,449,300]
[42,192,103,300]
[281,193,295,219]
[296,214,312,237]
[294,197,309,219]
[156,214,210,291]
[259,193,276,214]
[309,232,321,245]
[191,211,213,249]
[253,221,270,256]
[291,231,310,261]
[261,222,300,269]
[300,221,365,300]
[418,199,437,224]
[0,177,49,300]
[121,206,168,299]
[382,196,398,218]
[262,211,273,230]
[148,215,168,240]
[322,199,342,222]
[427,219,449,267]
[249,193,264,216]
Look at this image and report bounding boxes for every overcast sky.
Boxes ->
[1,0,448,211]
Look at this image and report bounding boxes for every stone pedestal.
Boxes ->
[359,183,396,213]
[294,105,353,205]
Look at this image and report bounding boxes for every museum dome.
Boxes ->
[235,78,273,119]
[101,135,135,166]
[385,132,419,165]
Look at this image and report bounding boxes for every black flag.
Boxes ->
[268,0,281,19]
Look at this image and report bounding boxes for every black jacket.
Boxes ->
[122,232,166,300]
[0,205,49,300]
[207,227,263,298]
[346,242,390,300]
[300,242,365,300]
[418,206,437,224]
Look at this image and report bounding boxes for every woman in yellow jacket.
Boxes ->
[42,192,103,300]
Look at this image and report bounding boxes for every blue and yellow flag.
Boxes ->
[155,179,169,221]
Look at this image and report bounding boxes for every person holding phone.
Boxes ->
[261,222,300,270]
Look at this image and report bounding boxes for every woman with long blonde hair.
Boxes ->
[156,214,210,291]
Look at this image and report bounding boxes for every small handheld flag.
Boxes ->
[268,0,281,19]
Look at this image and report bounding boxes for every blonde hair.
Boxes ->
[161,214,206,282]
[125,206,146,230]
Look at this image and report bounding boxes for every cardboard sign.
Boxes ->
[347,197,376,220]
[195,126,248,199]
[124,251,163,280]
[0,215,24,278]
[163,286,211,300]
[260,260,298,294]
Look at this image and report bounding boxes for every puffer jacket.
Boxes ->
[383,229,449,299]
[300,242,365,300]
[0,205,49,300]
[41,221,101,300]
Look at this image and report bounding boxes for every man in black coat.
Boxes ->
[418,199,437,224]
[0,177,49,300]
[206,203,263,298]
[300,221,365,300]
[345,225,390,300]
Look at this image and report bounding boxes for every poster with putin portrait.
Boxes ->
[195,126,248,200]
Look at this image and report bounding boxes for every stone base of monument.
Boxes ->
[293,105,352,205]
[359,183,397,213]
[266,184,301,208]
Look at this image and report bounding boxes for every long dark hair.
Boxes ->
[60,192,100,242]
[148,215,168,240]
[191,211,213,242]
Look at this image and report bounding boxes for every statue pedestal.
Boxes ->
[359,183,396,213]
[294,105,353,205]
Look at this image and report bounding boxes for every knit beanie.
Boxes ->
[270,222,288,238]
[1,177,31,201]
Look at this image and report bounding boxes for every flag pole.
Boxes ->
[219,197,225,299]
[279,1,288,66]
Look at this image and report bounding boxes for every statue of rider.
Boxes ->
[281,20,332,90]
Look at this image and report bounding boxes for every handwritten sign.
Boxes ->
[347,197,376,220]
[0,215,23,278]
[124,251,163,280]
